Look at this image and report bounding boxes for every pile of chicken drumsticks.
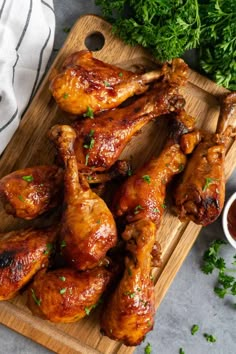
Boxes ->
[0,50,236,346]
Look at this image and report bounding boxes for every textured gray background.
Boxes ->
[0,1,236,353]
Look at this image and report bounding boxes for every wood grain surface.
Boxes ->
[0,14,235,354]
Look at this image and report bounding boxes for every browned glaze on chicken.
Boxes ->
[100,219,156,346]
[174,92,236,226]
[72,82,186,172]
[0,227,57,300]
[48,125,117,270]
[49,50,165,116]
[0,165,63,220]
[27,266,112,323]
[113,110,195,225]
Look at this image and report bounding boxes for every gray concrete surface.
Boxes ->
[1,1,236,353]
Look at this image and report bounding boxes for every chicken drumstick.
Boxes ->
[174,92,236,226]
[48,125,117,270]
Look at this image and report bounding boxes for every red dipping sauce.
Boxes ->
[227,199,236,240]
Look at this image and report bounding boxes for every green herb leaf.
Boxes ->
[18,195,24,202]
[202,177,218,192]
[63,27,71,33]
[85,153,90,166]
[123,291,135,298]
[204,333,217,343]
[142,175,151,184]
[178,164,185,172]
[191,324,199,335]
[60,240,67,248]
[44,243,53,255]
[134,205,144,214]
[104,80,111,87]
[59,276,66,282]
[83,106,94,118]
[153,208,160,213]
[22,175,34,182]
[63,92,69,99]
[179,349,185,354]
[31,288,41,306]
[59,288,67,295]
[144,342,152,354]
[118,72,123,77]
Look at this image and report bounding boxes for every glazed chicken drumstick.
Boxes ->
[48,125,117,270]
[72,81,186,172]
[49,50,187,116]
[100,219,156,346]
[113,109,195,225]
[27,266,112,323]
[0,227,57,300]
[174,92,236,226]
[0,165,64,220]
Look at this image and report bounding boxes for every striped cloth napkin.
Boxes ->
[0,0,55,155]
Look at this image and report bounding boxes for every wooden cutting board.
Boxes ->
[0,14,235,354]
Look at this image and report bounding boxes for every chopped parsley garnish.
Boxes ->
[178,164,185,172]
[83,106,94,118]
[44,243,53,255]
[118,72,123,77]
[127,167,133,176]
[22,175,34,182]
[104,80,111,87]
[123,291,135,298]
[202,240,236,301]
[144,342,152,354]
[142,175,151,184]
[191,324,199,335]
[204,333,216,343]
[59,276,66,282]
[59,288,67,295]
[31,288,41,306]
[17,195,24,202]
[134,205,144,214]
[60,240,67,248]
[97,219,101,224]
[84,306,91,315]
[83,138,95,149]
[84,299,103,315]
[63,27,71,33]
[179,349,185,354]
[153,208,160,213]
[85,153,90,166]
[202,177,218,192]
[63,92,69,99]
[161,203,166,209]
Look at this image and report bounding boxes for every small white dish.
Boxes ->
[222,191,236,249]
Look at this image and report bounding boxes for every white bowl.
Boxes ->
[222,191,236,249]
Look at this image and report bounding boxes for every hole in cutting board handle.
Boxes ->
[84,32,105,51]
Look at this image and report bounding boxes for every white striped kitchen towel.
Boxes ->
[0,0,55,154]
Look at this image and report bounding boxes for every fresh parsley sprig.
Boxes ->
[202,240,236,301]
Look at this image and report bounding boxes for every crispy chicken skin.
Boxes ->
[174,92,236,226]
[0,227,57,300]
[27,266,112,323]
[48,125,117,270]
[0,165,63,220]
[72,82,185,171]
[113,110,195,225]
[49,50,163,116]
[100,219,156,346]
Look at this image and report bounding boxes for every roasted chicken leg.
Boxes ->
[113,110,195,225]
[0,227,57,300]
[72,82,185,172]
[100,219,156,346]
[174,92,236,226]
[48,125,117,270]
[0,165,64,220]
[49,50,187,116]
[27,266,112,323]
